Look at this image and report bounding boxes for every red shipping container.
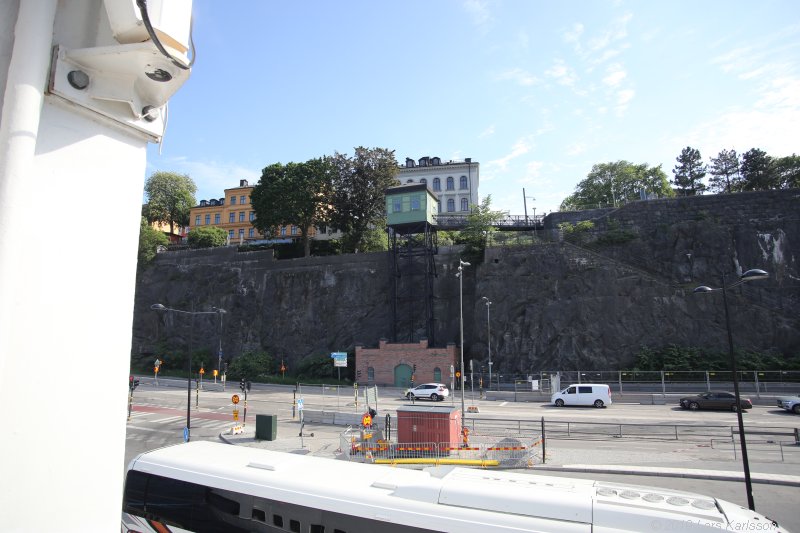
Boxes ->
[396,405,461,447]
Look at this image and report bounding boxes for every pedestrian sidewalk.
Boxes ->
[218,416,800,487]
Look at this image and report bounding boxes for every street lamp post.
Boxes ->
[693,268,768,511]
[150,303,226,442]
[481,296,492,389]
[456,259,470,428]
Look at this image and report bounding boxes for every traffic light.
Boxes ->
[413,364,416,372]
[240,378,245,392]
[246,380,251,392]
[129,375,139,391]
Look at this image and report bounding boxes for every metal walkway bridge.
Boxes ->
[433,214,544,231]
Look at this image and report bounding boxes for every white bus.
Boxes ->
[122,441,786,533]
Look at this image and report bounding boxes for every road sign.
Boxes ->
[232,394,240,404]
[213,369,218,377]
[233,409,239,421]
[455,371,461,378]
[297,398,304,411]
[199,367,205,375]
[361,413,372,427]
[331,352,347,367]
[183,426,189,442]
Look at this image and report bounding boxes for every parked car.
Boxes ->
[405,383,449,401]
[776,394,800,414]
[679,391,752,411]
[551,384,612,408]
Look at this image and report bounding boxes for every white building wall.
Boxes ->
[0,1,191,530]
[397,157,480,215]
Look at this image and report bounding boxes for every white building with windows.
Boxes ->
[398,156,480,215]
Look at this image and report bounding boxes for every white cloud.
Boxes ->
[486,136,535,173]
[587,13,632,53]
[616,88,635,106]
[545,59,578,87]
[496,67,539,86]
[147,157,260,201]
[602,63,627,87]
[566,143,587,156]
[478,125,496,139]
[463,0,492,30]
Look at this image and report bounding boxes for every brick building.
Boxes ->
[356,339,457,388]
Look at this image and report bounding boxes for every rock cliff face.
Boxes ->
[130,190,800,372]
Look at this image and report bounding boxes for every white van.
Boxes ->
[551,384,612,408]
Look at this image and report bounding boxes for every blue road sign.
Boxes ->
[183,426,190,442]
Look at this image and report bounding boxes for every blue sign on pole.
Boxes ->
[183,426,190,442]
[331,352,347,367]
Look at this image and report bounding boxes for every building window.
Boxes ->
[410,195,420,210]
[368,367,375,382]
[240,195,247,204]
[446,177,454,190]
[461,198,469,211]
[291,226,298,235]
[249,211,255,221]
[420,178,427,184]
[238,229,244,239]
[280,227,286,236]
[230,196,237,205]
[433,177,441,191]
[434,367,441,382]
[194,215,200,226]
[249,228,254,238]
[229,213,235,223]
[228,230,234,239]
[406,179,414,184]
[214,213,220,224]
[204,214,210,225]
[437,200,441,213]
[447,199,455,212]
[239,212,245,222]
[393,198,402,212]
[460,176,468,189]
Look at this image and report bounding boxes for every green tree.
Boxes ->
[707,149,741,194]
[328,147,399,253]
[137,216,169,265]
[187,226,227,248]
[228,351,274,381]
[671,146,707,196]
[144,171,197,236]
[560,161,673,210]
[251,158,333,257]
[773,154,800,189]
[457,196,504,263]
[740,148,777,190]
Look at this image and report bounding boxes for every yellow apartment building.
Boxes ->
[189,179,319,244]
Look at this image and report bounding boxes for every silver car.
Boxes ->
[776,394,800,414]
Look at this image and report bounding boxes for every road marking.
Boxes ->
[499,402,508,406]
[151,416,184,424]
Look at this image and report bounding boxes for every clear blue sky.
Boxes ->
[146,0,800,216]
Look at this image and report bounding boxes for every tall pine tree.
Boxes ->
[708,149,740,194]
[671,146,707,196]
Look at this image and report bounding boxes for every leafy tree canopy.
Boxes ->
[457,195,505,263]
[251,157,333,257]
[671,146,707,196]
[327,147,399,253]
[144,171,197,236]
[740,148,778,191]
[137,217,169,265]
[560,161,673,211]
[187,226,227,248]
[773,154,800,189]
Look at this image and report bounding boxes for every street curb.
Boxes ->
[533,464,800,487]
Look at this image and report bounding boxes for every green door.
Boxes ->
[394,364,412,388]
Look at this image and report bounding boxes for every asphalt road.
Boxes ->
[126,380,800,531]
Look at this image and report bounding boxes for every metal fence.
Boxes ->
[476,370,800,395]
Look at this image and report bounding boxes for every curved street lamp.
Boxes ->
[693,268,768,511]
[150,303,227,442]
[456,259,470,429]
